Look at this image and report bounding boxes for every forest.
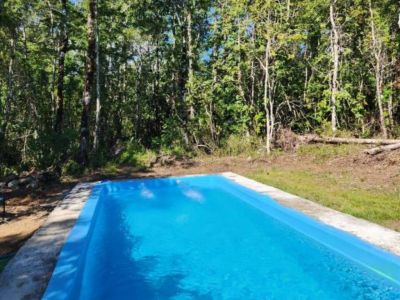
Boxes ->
[0,0,399,175]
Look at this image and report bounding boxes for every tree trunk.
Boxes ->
[250,24,256,109]
[264,38,273,154]
[329,2,339,133]
[364,143,400,155]
[21,25,38,121]
[209,44,218,143]
[368,0,387,138]
[54,0,68,133]
[237,23,246,103]
[79,0,97,165]
[187,4,194,119]
[93,0,101,152]
[303,52,309,103]
[46,0,57,115]
[286,0,290,20]
[303,135,400,145]
[1,36,15,139]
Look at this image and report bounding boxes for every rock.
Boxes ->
[27,179,39,190]
[37,170,58,183]
[20,171,30,178]
[3,173,18,184]
[18,176,34,186]
[7,179,19,189]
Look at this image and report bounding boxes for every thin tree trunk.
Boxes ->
[237,23,246,103]
[209,44,218,143]
[286,0,290,20]
[303,44,310,105]
[79,0,97,165]
[329,2,339,133]
[264,38,272,154]
[388,81,393,129]
[250,24,256,109]
[250,60,255,107]
[1,36,15,139]
[54,0,68,133]
[368,0,387,138]
[46,0,57,114]
[21,25,38,121]
[187,3,194,119]
[93,0,101,152]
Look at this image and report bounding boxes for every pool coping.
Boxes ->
[0,182,96,300]
[222,172,400,256]
[0,173,399,299]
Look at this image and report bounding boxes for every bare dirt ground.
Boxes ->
[1,145,399,258]
[0,183,74,256]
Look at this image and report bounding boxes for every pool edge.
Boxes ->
[1,173,399,299]
[222,172,400,257]
[0,182,97,300]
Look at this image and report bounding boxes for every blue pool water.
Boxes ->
[44,175,400,299]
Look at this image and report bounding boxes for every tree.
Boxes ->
[367,0,388,137]
[54,0,69,133]
[329,0,340,133]
[93,0,101,152]
[79,0,97,165]
[1,0,400,174]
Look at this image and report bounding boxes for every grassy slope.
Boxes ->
[244,144,400,231]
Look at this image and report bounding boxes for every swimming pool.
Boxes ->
[43,174,400,299]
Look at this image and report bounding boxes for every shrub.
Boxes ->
[217,134,262,157]
[117,142,157,168]
[62,160,83,176]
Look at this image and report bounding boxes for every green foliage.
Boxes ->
[117,142,157,168]
[216,135,262,157]
[62,160,84,176]
[102,162,120,176]
[0,0,399,174]
[118,142,145,167]
[27,129,79,169]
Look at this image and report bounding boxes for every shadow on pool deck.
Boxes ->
[0,183,95,300]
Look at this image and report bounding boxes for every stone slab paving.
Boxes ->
[1,173,400,299]
[0,183,96,300]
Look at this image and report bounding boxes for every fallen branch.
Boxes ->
[364,143,400,155]
[302,135,400,145]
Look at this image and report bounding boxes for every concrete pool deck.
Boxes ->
[0,183,96,300]
[0,172,399,299]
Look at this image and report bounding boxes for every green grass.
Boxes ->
[296,144,364,161]
[246,169,400,230]
[0,257,11,273]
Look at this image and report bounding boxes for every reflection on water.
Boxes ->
[182,189,204,203]
[74,176,400,299]
[139,183,155,200]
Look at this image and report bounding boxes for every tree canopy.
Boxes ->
[0,0,399,173]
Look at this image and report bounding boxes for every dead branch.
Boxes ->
[302,135,400,145]
[364,143,400,155]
